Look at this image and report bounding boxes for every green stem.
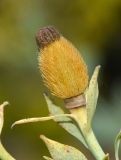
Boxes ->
[0,142,15,160]
[115,141,119,160]
[83,129,105,160]
[70,108,106,160]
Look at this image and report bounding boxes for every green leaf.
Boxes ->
[43,156,54,160]
[11,113,72,128]
[115,130,121,160]
[44,94,88,148]
[86,66,100,128]
[0,102,9,135]
[40,135,88,160]
[102,153,109,160]
[0,102,15,160]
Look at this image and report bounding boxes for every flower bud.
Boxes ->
[36,26,88,100]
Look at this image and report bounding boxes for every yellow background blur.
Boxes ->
[0,0,121,159]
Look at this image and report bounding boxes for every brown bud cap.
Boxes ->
[64,94,86,109]
[36,26,60,49]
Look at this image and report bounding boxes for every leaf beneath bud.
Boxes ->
[43,156,54,160]
[40,135,88,160]
[44,94,88,148]
[86,66,100,129]
[0,102,9,135]
[115,130,121,160]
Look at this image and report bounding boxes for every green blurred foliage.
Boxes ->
[0,0,121,159]
[40,0,121,48]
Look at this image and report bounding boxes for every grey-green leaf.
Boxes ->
[0,102,15,160]
[115,130,121,160]
[44,94,88,148]
[41,135,88,160]
[43,156,54,160]
[103,153,109,160]
[0,102,9,135]
[86,66,100,128]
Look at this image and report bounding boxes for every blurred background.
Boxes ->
[0,0,121,159]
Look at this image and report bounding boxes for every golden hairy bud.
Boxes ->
[36,26,88,99]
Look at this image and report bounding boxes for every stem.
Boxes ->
[115,142,119,160]
[83,129,105,160]
[114,130,121,160]
[70,107,106,160]
[0,142,15,160]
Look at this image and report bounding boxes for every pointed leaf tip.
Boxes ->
[0,101,15,160]
[11,114,72,129]
[0,101,9,134]
[43,156,54,160]
[86,66,100,128]
[115,130,121,160]
[0,101,9,109]
[40,135,88,160]
[40,135,46,141]
[103,153,109,160]
[96,65,101,69]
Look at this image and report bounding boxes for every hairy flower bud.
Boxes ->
[36,26,88,99]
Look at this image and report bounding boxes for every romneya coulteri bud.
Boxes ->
[36,26,88,109]
[11,26,107,160]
